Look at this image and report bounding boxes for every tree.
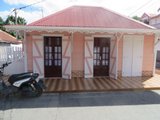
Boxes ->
[4,15,27,39]
[4,15,27,25]
[0,16,6,31]
[132,16,141,21]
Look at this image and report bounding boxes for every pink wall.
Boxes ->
[26,33,33,72]
[72,32,84,71]
[142,34,154,71]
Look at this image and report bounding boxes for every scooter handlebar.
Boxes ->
[0,62,12,70]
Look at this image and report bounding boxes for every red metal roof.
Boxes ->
[0,30,19,44]
[28,6,153,29]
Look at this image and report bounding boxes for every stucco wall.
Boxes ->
[72,32,84,77]
[142,34,154,76]
[26,33,33,72]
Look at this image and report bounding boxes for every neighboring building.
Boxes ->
[149,14,160,29]
[0,30,19,46]
[6,6,158,79]
[141,13,156,25]
[141,12,160,28]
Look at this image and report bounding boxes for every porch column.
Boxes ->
[110,33,123,79]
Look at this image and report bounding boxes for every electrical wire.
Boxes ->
[129,0,153,16]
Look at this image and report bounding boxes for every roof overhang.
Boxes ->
[5,25,160,34]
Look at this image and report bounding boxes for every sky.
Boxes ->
[0,0,160,24]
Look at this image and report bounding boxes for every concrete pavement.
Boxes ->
[1,90,160,120]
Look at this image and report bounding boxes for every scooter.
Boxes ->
[0,62,46,98]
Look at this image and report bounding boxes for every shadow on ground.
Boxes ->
[1,90,160,110]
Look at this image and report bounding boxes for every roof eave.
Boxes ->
[5,25,159,34]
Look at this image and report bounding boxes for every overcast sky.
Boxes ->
[0,0,160,24]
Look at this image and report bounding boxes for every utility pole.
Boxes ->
[13,8,18,39]
[12,0,44,39]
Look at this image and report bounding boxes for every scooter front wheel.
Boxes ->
[20,83,43,97]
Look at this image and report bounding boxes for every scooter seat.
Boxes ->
[8,72,33,84]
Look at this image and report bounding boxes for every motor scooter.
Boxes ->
[0,62,46,98]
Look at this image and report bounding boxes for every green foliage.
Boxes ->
[0,15,27,39]
[0,16,5,31]
[132,16,141,21]
[0,17,3,25]
[4,15,27,25]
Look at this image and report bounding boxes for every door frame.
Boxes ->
[43,36,62,77]
[43,34,64,78]
[42,34,72,79]
[84,34,118,79]
[93,37,111,77]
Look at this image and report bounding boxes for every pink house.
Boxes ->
[6,6,158,80]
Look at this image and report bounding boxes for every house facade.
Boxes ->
[6,6,158,79]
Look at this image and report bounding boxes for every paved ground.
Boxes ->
[1,90,160,120]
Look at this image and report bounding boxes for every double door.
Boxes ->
[122,35,144,76]
[94,37,110,76]
[44,36,62,77]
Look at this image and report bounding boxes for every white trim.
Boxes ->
[24,32,28,72]
[5,25,159,34]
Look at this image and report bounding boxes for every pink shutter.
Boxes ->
[84,36,93,78]
[32,36,44,78]
[109,38,117,79]
[62,36,71,79]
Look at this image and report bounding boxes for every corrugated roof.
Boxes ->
[0,30,19,44]
[29,6,153,29]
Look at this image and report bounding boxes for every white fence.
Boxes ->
[0,46,25,75]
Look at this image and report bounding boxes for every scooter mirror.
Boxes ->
[7,55,12,63]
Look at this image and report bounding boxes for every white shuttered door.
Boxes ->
[122,35,144,76]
